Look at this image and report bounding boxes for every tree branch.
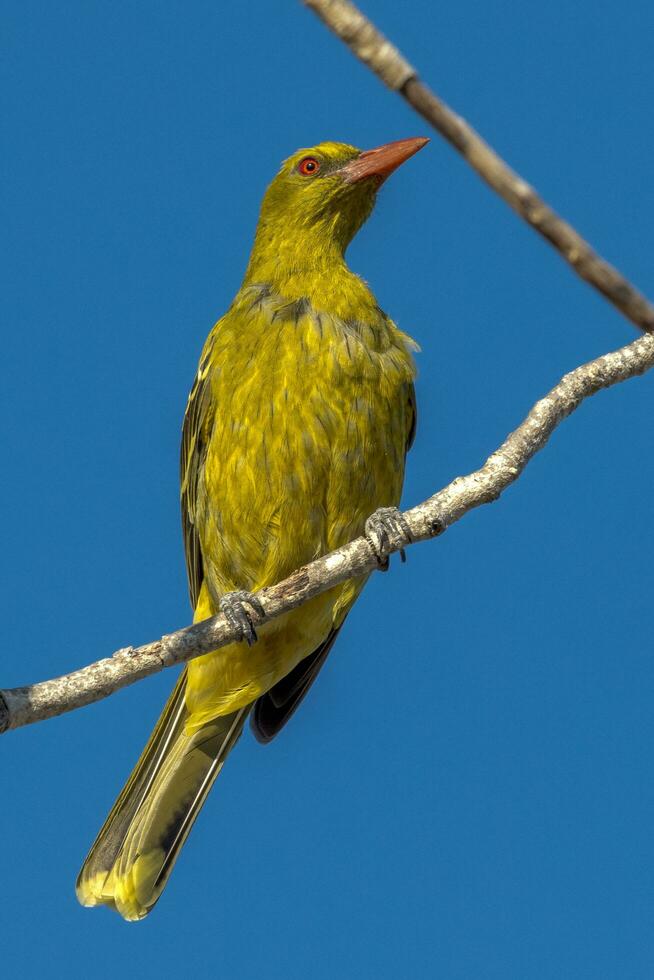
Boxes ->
[2,331,652,735]
[2,2,652,735]
[303,0,654,336]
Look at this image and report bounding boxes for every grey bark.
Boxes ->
[2,332,652,734]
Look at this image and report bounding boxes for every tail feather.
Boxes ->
[76,670,247,921]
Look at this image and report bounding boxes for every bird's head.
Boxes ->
[244,138,429,286]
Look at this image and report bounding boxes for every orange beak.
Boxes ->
[339,136,429,184]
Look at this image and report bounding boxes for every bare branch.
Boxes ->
[1,331,652,735]
[303,0,654,336]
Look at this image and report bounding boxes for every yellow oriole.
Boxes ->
[76,137,428,920]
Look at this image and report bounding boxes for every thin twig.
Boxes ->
[1,331,652,734]
[303,0,654,335]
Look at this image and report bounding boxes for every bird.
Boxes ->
[76,136,428,920]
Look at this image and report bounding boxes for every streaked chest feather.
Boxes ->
[193,284,416,591]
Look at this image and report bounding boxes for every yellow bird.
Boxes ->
[76,136,428,920]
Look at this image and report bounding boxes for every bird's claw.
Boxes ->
[219,590,265,646]
[364,506,413,571]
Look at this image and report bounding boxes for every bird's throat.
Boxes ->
[242,208,380,321]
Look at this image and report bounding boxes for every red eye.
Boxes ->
[298,157,320,176]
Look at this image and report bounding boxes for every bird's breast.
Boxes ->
[197,286,416,595]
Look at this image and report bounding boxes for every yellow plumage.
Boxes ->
[76,139,425,920]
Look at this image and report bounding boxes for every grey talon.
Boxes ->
[364,506,412,571]
[219,590,264,646]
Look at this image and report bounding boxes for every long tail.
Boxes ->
[76,668,248,921]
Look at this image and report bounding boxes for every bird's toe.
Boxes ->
[364,506,413,570]
[219,590,265,646]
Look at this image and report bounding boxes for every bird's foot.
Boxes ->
[219,590,265,646]
[364,507,413,571]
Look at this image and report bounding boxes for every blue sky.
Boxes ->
[2,1,654,977]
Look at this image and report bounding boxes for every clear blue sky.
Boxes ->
[2,1,654,977]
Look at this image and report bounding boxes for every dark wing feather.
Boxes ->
[251,380,418,744]
[180,348,215,611]
[406,381,417,453]
[250,628,342,744]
